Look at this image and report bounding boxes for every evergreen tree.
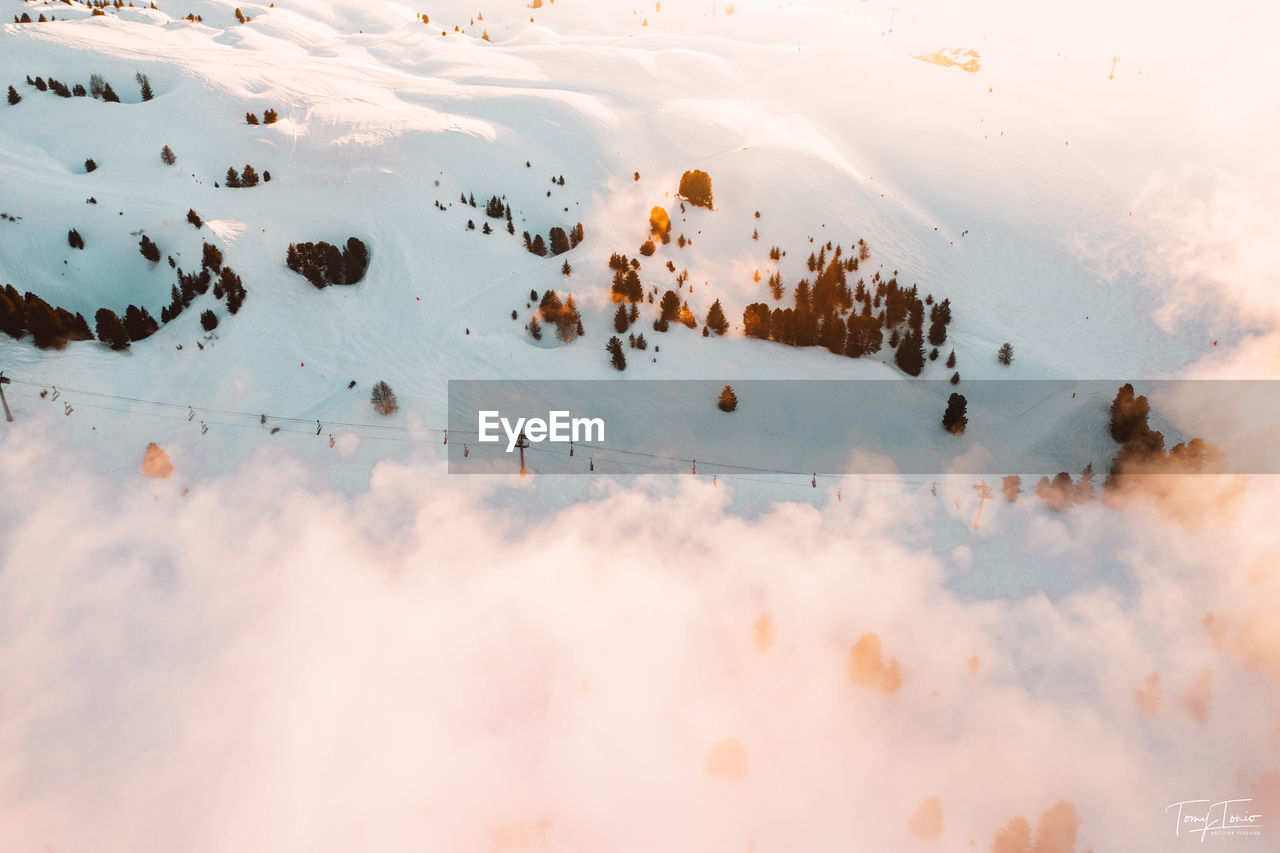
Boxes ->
[548,226,570,255]
[94,308,130,349]
[263,108,278,124]
[240,164,259,187]
[561,259,571,276]
[160,145,176,165]
[928,316,947,346]
[950,372,960,385]
[717,385,737,412]
[894,328,925,376]
[371,381,398,415]
[555,295,581,342]
[23,296,62,348]
[136,73,153,101]
[6,86,20,106]
[139,235,161,262]
[187,208,202,228]
[606,335,627,371]
[997,342,1014,365]
[0,289,19,339]
[946,349,956,368]
[67,229,84,249]
[1109,383,1151,445]
[742,303,771,339]
[199,309,218,331]
[101,83,119,103]
[246,111,259,125]
[659,290,681,322]
[530,234,547,256]
[705,299,729,335]
[123,304,158,340]
[678,301,697,328]
[225,166,241,188]
[202,241,223,271]
[344,237,369,283]
[84,158,97,173]
[528,317,543,340]
[942,392,967,434]
[613,304,629,333]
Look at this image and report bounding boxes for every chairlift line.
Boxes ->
[0,371,997,502]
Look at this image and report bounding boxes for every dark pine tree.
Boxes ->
[139,235,161,262]
[945,349,956,368]
[200,309,218,332]
[136,73,153,101]
[241,164,259,187]
[606,335,627,371]
[613,304,629,333]
[997,342,1014,365]
[717,385,738,412]
[25,296,66,349]
[160,145,176,165]
[7,86,20,105]
[528,317,543,340]
[548,226,570,256]
[894,328,925,376]
[705,299,729,335]
[942,392,968,434]
[187,208,202,228]
[68,229,84,249]
[94,308,130,350]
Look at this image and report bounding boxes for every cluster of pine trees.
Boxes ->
[678,169,713,209]
[0,285,93,349]
[11,0,156,22]
[223,164,267,188]
[285,238,370,288]
[0,232,238,353]
[741,242,954,377]
[522,223,584,257]
[1104,383,1218,485]
[531,289,583,342]
[162,241,246,323]
[245,108,278,125]
[17,72,121,101]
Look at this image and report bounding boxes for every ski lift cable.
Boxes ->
[1,375,950,490]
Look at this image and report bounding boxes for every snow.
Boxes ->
[0,0,1273,473]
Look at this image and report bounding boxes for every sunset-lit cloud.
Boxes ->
[0,419,1277,852]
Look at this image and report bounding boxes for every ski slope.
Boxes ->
[2,0,1268,484]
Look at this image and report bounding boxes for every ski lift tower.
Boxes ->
[516,431,530,477]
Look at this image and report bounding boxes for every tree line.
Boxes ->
[286,238,370,287]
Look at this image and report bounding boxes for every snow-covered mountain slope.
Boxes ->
[3,0,1273,485]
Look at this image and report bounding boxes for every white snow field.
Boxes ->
[1,1,1279,852]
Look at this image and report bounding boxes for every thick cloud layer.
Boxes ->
[0,423,1276,852]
